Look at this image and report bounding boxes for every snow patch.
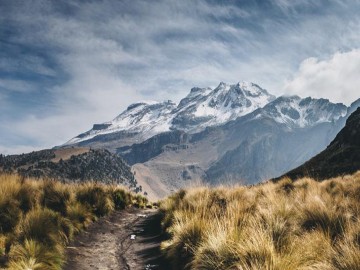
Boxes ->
[64,81,348,146]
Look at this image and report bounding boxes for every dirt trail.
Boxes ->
[64,208,170,270]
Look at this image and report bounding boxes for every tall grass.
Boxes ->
[160,172,360,270]
[0,173,147,269]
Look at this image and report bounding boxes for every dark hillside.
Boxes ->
[282,107,360,180]
[0,148,136,187]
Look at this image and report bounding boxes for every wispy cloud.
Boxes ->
[1,0,360,153]
[0,79,38,92]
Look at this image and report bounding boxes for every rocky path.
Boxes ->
[63,208,170,270]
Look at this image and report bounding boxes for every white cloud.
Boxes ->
[272,0,320,11]
[6,70,144,150]
[284,49,360,105]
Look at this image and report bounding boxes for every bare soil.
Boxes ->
[52,147,90,162]
[64,208,170,270]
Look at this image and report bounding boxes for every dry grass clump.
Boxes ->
[0,173,147,269]
[160,171,360,270]
[8,239,64,270]
[75,183,115,217]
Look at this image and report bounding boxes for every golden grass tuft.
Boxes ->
[0,173,146,269]
[8,239,64,270]
[160,171,360,270]
[18,208,71,246]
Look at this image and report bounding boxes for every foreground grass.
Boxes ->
[160,172,360,270]
[0,174,148,270]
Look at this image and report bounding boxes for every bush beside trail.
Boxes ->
[0,174,148,270]
[160,172,360,270]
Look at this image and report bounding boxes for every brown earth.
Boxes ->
[52,147,90,162]
[64,208,170,270]
[132,164,172,201]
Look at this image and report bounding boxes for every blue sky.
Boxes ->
[1,0,360,154]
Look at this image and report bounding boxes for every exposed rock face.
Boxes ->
[282,106,360,180]
[93,123,112,130]
[0,148,136,187]
[117,130,189,165]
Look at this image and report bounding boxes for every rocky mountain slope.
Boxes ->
[204,95,350,183]
[0,148,137,187]
[64,82,275,148]
[282,107,360,180]
[62,81,359,198]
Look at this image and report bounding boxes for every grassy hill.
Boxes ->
[0,174,148,269]
[160,172,360,270]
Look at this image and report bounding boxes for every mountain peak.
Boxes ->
[349,98,360,115]
[217,81,228,88]
[236,81,252,89]
[190,87,208,93]
[257,95,347,128]
[178,87,212,108]
[126,101,158,111]
[172,81,276,131]
[64,80,355,147]
[65,80,275,145]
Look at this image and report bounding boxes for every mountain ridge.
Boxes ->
[64,81,276,146]
[64,81,350,150]
[59,81,359,198]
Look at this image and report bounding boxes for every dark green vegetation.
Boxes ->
[0,174,148,270]
[0,148,136,187]
[284,107,360,180]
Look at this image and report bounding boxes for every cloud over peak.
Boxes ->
[285,50,360,105]
[1,0,360,153]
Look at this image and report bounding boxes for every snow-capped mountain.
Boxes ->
[66,100,177,145]
[253,96,347,128]
[65,81,275,145]
[172,81,276,131]
[62,80,359,198]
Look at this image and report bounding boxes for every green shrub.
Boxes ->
[66,202,93,231]
[41,181,70,215]
[18,208,70,246]
[133,194,148,208]
[16,182,39,213]
[112,188,130,210]
[0,198,21,234]
[76,184,114,217]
